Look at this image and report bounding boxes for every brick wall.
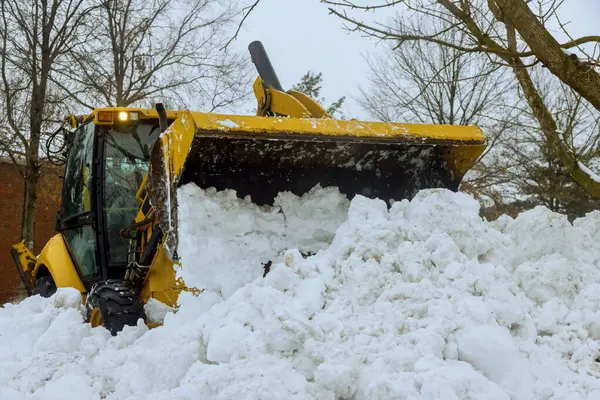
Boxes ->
[0,160,63,303]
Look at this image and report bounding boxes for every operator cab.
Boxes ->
[57,109,174,289]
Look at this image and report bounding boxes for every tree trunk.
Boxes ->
[20,161,39,251]
[493,0,600,112]
[22,92,43,251]
[23,65,48,250]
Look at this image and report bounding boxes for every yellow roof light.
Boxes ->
[118,111,128,121]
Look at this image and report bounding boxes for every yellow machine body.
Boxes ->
[11,51,487,330]
[11,237,86,295]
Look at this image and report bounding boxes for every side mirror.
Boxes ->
[156,103,169,133]
[55,211,63,232]
[63,129,74,147]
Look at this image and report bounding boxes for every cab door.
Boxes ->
[57,122,101,288]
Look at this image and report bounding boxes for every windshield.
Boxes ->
[104,121,161,266]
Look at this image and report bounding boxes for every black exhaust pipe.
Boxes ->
[248,41,284,92]
[156,103,168,133]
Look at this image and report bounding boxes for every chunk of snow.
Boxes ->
[144,298,173,324]
[216,119,239,129]
[456,324,533,398]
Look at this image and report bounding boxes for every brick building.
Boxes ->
[0,159,63,303]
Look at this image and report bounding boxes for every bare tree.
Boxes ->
[0,0,96,250]
[496,70,600,218]
[359,24,513,124]
[54,0,252,111]
[358,23,515,202]
[322,0,600,197]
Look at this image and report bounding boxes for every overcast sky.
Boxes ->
[231,0,598,120]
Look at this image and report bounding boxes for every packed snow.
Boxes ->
[176,185,349,298]
[2,185,600,399]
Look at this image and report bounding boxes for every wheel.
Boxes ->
[85,279,146,336]
[32,276,57,298]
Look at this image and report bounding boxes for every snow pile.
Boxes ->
[2,185,600,399]
[176,185,350,298]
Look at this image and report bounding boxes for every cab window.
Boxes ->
[62,122,95,216]
[60,122,99,279]
[103,122,161,266]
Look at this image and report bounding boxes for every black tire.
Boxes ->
[85,279,146,336]
[32,276,57,298]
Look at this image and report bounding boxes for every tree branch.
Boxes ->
[493,0,600,112]
[221,0,260,51]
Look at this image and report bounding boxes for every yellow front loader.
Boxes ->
[11,41,486,335]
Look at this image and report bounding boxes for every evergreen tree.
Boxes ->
[292,71,346,118]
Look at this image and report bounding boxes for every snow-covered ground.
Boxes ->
[2,185,600,399]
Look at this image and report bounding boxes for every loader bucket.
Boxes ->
[147,110,486,259]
